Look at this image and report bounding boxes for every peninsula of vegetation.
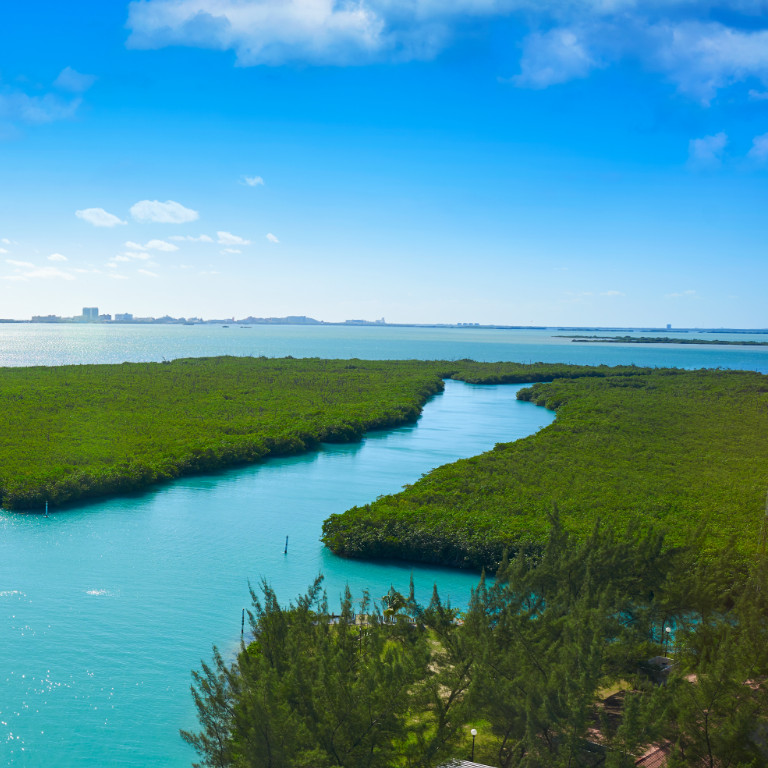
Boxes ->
[323,368,768,568]
[0,356,637,510]
[558,334,768,346]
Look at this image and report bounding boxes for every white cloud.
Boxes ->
[220,248,242,254]
[145,239,179,252]
[217,231,250,245]
[665,289,697,299]
[266,233,279,243]
[76,207,127,227]
[0,90,82,126]
[123,251,152,260]
[600,290,625,297]
[125,240,146,250]
[130,199,199,223]
[138,268,159,277]
[243,175,264,186]
[24,266,74,281]
[53,67,97,93]
[747,132,768,164]
[113,255,132,263]
[127,0,388,65]
[1,239,11,245]
[0,248,7,254]
[512,27,598,88]
[6,259,34,268]
[168,234,213,242]
[688,132,727,168]
[48,253,68,262]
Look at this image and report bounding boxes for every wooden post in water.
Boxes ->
[44,501,48,517]
[284,535,289,555]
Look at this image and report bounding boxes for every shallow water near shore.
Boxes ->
[0,380,554,767]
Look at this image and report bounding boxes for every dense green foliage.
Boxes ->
[323,369,768,568]
[184,521,768,767]
[0,356,656,509]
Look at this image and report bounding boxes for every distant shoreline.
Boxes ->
[558,334,768,347]
[2,317,768,334]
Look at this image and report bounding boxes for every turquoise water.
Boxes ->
[0,380,554,767]
[2,325,767,767]
[0,323,766,371]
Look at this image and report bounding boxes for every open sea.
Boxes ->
[1,324,766,767]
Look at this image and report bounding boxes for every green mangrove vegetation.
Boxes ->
[184,520,768,767]
[322,368,768,569]
[0,356,656,510]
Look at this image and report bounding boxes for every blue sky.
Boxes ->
[1,0,767,326]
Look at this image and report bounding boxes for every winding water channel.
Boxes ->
[0,380,554,767]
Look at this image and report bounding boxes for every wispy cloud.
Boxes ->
[600,290,625,297]
[220,248,241,254]
[145,239,178,252]
[665,289,697,299]
[48,253,68,262]
[76,207,127,227]
[747,133,768,164]
[242,175,264,187]
[0,248,7,255]
[138,268,159,277]
[130,199,199,224]
[168,234,213,242]
[6,259,34,268]
[266,233,279,243]
[688,132,727,169]
[217,231,250,245]
[53,67,97,93]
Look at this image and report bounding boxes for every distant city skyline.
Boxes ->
[2,1,768,327]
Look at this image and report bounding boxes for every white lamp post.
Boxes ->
[470,728,477,761]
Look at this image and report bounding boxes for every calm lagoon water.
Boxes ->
[1,325,767,767]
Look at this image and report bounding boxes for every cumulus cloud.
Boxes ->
[688,132,727,168]
[76,207,127,227]
[747,132,768,164]
[53,67,97,93]
[125,1,768,102]
[130,199,199,223]
[168,234,214,242]
[217,231,250,245]
[266,232,279,243]
[243,175,264,186]
[48,253,68,262]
